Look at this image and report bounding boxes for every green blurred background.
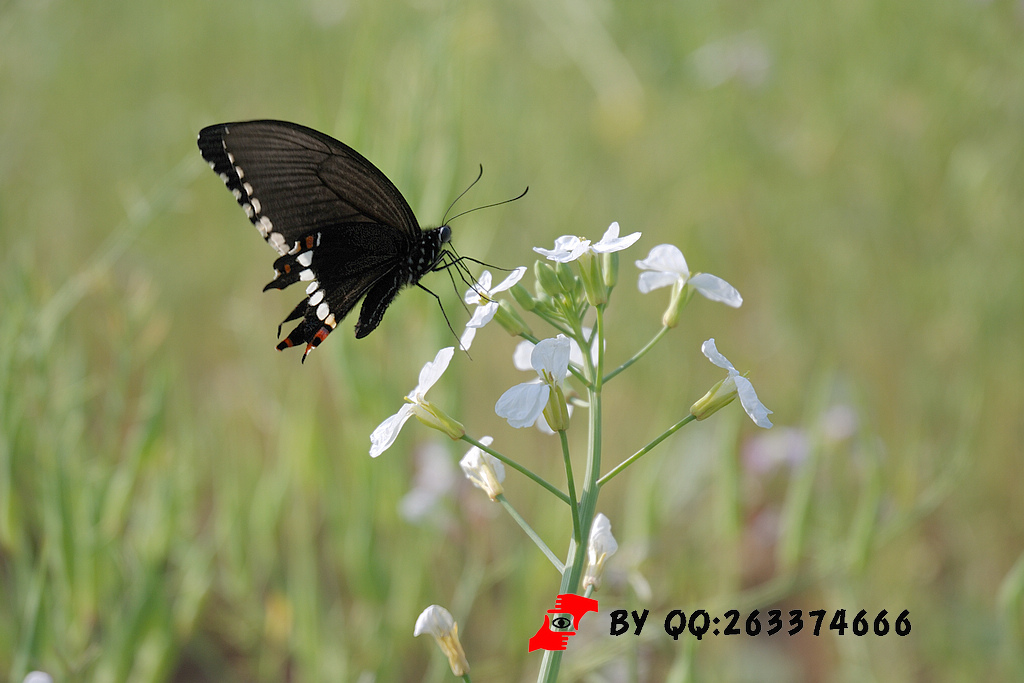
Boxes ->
[2,0,1022,680]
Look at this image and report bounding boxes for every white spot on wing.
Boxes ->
[297,252,313,267]
[299,269,314,281]
[268,232,287,254]
[243,182,253,197]
[234,165,245,179]
[305,280,319,295]
[243,203,254,218]
[316,302,330,320]
[250,197,261,215]
[258,216,273,236]
[227,152,235,164]
[309,290,324,306]
[326,313,336,327]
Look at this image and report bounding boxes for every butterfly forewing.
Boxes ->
[198,121,421,252]
[197,120,449,361]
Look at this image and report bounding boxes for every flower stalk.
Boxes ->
[384,225,772,683]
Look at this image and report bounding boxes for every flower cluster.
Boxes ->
[367,222,772,682]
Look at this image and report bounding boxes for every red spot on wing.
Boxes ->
[300,326,332,363]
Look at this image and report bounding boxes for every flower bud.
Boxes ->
[494,299,532,337]
[576,250,608,306]
[582,513,618,590]
[555,261,578,293]
[535,261,564,298]
[510,282,537,311]
[602,250,619,289]
[460,437,505,501]
[542,382,570,432]
[414,605,470,676]
[411,400,466,439]
[689,376,738,421]
[662,278,696,328]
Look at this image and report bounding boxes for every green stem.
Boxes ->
[602,325,669,383]
[559,430,581,543]
[537,305,606,683]
[597,414,696,487]
[460,435,570,505]
[497,494,564,571]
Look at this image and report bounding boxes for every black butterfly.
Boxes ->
[197,120,456,362]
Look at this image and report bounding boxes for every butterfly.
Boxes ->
[197,120,458,362]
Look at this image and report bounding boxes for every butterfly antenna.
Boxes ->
[441,165,485,226]
[445,186,529,225]
[447,247,514,273]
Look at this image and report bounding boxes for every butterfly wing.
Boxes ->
[265,221,410,351]
[198,120,421,252]
[197,120,426,359]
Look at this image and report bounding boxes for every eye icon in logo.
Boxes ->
[528,594,600,652]
[551,616,572,630]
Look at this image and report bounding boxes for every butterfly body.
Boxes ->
[197,120,452,360]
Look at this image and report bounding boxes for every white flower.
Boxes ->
[635,244,742,307]
[495,335,570,429]
[23,674,53,683]
[460,267,526,349]
[414,605,469,676]
[533,222,641,263]
[513,330,596,372]
[369,347,457,457]
[582,513,619,590]
[459,436,506,500]
[696,339,773,428]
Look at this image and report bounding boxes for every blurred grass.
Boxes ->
[1,0,1022,680]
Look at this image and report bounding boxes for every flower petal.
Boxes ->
[414,604,456,638]
[495,383,550,428]
[492,266,527,293]
[592,221,642,253]
[414,346,455,395]
[459,326,478,350]
[689,273,743,308]
[531,335,571,380]
[700,338,736,373]
[588,513,618,557]
[635,244,689,275]
[465,301,498,329]
[734,375,773,428]
[534,235,589,262]
[512,340,535,371]
[637,270,681,294]
[464,270,493,304]
[370,404,415,457]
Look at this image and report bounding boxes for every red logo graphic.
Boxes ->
[528,594,599,652]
